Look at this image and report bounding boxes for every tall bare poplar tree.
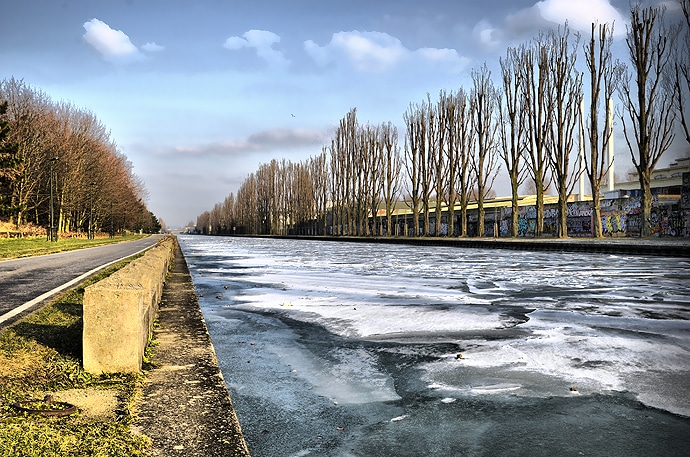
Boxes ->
[381,122,402,236]
[520,40,553,237]
[362,123,385,236]
[619,5,677,237]
[584,22,623,237]
[330,108,358,235]
[451,89,475,237]
[427,94,446,236]
[404,102,428,236]
[673,0,690,146]
[439,90,458,236]
[470,64,501,237]
[419,98,433,236]
[546,25,583,238]
[499,47,527,237]
[310,149,329,235]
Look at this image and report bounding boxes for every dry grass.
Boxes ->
[0,231,147,259]
[0,259,151,457]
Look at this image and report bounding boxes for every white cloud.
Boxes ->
[476,0,628,48]
[223,30,289,69]
[304,31,468,74]
[83,18,144,63]
[473,20,501,49]
[142,42,164,52]
[535,0,627,34]
[332,31,406,72]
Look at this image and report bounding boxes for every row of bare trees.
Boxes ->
[0,78,160,235]
[197,111,403,236]
[198,3,688,238]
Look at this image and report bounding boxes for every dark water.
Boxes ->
[179,235,690,457]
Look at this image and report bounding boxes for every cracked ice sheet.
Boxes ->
[182,236,690,418]
[422,309,690,416]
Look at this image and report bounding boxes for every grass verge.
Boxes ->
[0,257,152,457]
[0,234,148,260]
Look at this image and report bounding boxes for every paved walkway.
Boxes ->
[136,239,250,456]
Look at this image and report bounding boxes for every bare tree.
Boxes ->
[418,97,433,236]
[360,123,384,236]
[330,108,358,235]
[427,95,446,236]
[546,25,583,238]
[520,39,553,237]
[499,47,528,237]
[449,88,475,237]
[0,78,55,226]
[1,78,155,235]
[330,137,343,235]
[438,90,457,236]
[619,4,678,237]
[470,64,501,237]
[380,122,402,236]
[404,102,427,236]
[673,0,690,146]
[310,149,329,235]
[584,22,624,237]
[0,100,20,219]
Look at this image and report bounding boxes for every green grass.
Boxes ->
[0,258,152,457]
[0,234,148,260]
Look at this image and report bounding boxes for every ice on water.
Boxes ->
[181,236,690,417]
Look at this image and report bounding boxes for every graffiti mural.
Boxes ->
[436,195,687,238]
[602,213,627,236]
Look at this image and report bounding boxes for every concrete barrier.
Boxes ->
[83,236,174,374]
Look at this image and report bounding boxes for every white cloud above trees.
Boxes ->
[535,0,627,34]
[223,30,290,69]
[82,19,164,63]
[83,19,143,63]
[304,30,468,74]
[473,0,628,49]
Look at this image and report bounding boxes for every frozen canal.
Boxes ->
[178,235,690,457]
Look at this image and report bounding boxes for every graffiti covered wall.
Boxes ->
[470,196,687,238]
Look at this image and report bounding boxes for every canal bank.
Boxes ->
[135,238,250,456]
[263,235,690,258]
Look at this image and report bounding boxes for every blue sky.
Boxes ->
[1,0,676,227]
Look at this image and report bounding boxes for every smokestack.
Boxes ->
[579,98,586,200]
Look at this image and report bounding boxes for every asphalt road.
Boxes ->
[0,235,162,327]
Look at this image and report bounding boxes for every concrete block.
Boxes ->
[82,236,175,374]
[83,278,146,374]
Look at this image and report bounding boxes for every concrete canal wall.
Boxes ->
[264,235,690,258]
[82,236,174,374]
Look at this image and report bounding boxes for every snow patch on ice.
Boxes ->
[471,384,522,394]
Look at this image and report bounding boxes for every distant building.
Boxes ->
[607,156,690,200]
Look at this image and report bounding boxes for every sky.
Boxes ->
[0,0,683,227]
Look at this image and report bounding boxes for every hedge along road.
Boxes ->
[0,235,163,328]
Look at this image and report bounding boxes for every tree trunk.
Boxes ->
[591,180,603,237]
[511,180,519,237]
[640,172,652,237]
